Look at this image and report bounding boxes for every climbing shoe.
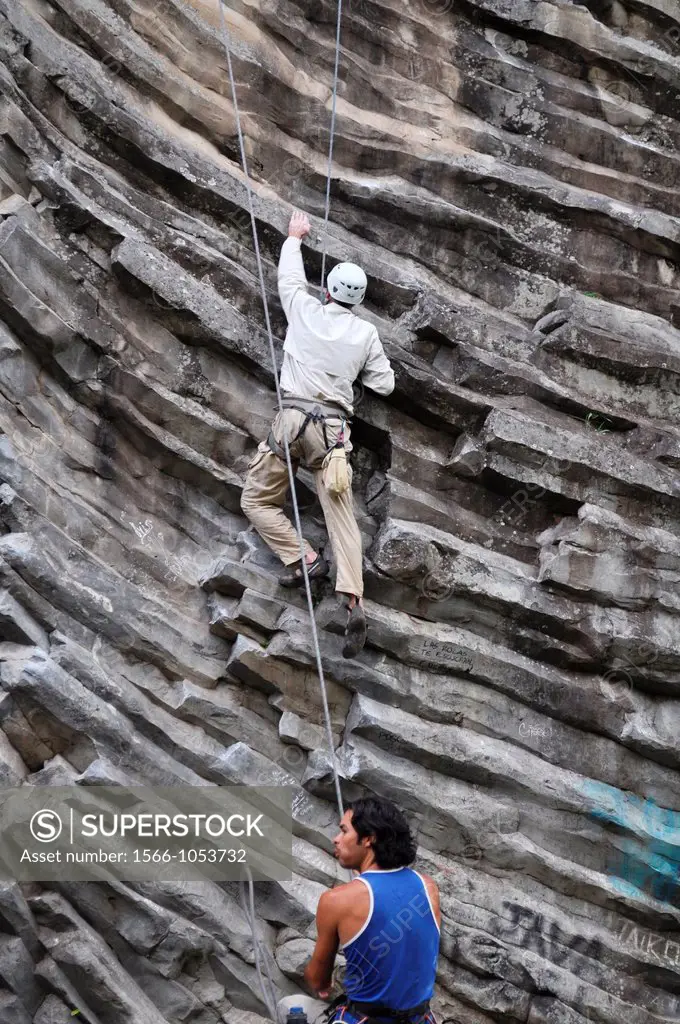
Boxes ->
[342,602,367,658]
[279,554,329,588]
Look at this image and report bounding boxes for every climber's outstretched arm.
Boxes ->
[278,211,319,321]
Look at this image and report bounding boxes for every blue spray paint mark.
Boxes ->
[577,779,680,904]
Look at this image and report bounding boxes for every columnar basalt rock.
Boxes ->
[0,0,679,1022]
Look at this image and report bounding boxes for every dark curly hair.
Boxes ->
[347,797,417,869]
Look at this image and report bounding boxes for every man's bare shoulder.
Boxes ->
[327,877,368,901]
[415,871,441,908]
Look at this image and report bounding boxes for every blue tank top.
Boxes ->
[340,867,440,1010]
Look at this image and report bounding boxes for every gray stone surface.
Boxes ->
[0,0,679,1022]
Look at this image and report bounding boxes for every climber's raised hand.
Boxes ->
[288,210,310,239]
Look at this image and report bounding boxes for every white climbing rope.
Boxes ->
[214,0,351,1012]
[240,864,279,1021]
[319,0,344,297]
[215,0,345,822]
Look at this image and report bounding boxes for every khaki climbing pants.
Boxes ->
[241,409,364,598]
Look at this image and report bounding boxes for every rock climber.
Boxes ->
[241,210,395,658]
[276,797,441,1024]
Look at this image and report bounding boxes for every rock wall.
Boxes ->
[0,0,679,1021]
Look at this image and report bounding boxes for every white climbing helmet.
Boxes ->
[327,262,367,306]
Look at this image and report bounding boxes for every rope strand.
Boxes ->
[216,0,345,823]
[319,0,344,297]
[214,6,350,1015]
[240,866,279,1019]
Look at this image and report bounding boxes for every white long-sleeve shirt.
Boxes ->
[277,237,395,416]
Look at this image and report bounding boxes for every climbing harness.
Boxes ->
[213,1,352,1016]
[266,398,349,471]
[346,999,432,1022]
[318,997,433,1024]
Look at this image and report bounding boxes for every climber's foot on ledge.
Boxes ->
[343,598,367,658]
[279,553,329,588]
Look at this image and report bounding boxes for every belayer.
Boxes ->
[276,797,441,1024]
[240,211,394,658]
